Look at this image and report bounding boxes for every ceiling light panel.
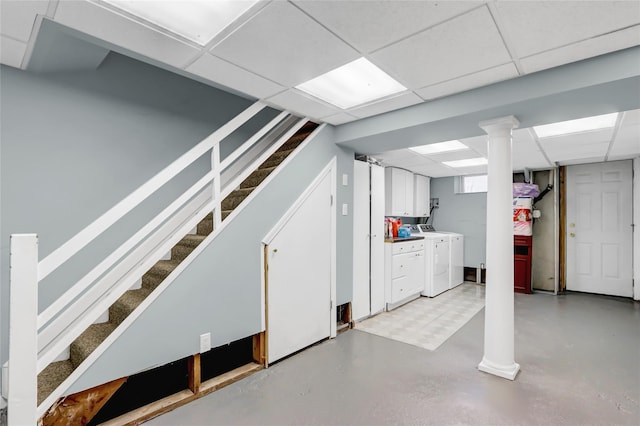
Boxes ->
[296,58,407,109]
[443,157,488,168]
[101,0,257,46]
[409,140,468,155]
[533,113,618,138]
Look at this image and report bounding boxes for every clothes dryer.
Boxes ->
[408,224,451,297]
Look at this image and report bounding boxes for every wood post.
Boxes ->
[187,354,201,394]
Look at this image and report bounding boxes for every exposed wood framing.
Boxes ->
[253,332,266,367]
[187,354,201,394]
[40,377,126,426]
[100,363,262,426]
[559,166,567,292]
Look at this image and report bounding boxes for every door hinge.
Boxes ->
[330,195,334,206]
[330,300,333,310]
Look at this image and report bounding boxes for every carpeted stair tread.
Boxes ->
[70,322,117,368]
[109,288,153,326]
[221,187,257,211]
[259,148,296,169]
[142,259,181,290]
[171,234,207,261]
[278,132,311,152]
[197,213,214,236]
[222,210,233,220]
[38,360,74,405]
[240,166,277,189]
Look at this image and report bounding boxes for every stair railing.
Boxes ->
[7,99,310,424]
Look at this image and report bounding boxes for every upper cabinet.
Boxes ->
[384,167,414,216]
[413,174,431,217]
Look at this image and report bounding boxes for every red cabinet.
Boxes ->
[514,235,532,293]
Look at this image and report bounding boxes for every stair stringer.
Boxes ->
[48,123,346,405]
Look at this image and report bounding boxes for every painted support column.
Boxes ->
[478,116,520,380]
[8,234,38,425]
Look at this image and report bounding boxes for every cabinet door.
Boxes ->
[413,175,430,217]
[403,169,414,216]
[391,276,409,303]
[385,167,406,216]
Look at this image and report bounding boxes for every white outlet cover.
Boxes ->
[200,332,211,352]
[342,174,348,186]
[342,203,348,216]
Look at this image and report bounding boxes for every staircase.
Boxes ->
[36,121,318,405]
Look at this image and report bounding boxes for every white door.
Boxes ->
[370,164,386,314]
[566,161,633,297]
[267,172,332,363]
[352,160,370,321]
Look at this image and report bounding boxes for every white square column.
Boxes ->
[478,116,520,380]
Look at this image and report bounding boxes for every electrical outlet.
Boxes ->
[200,332,211,353]
[430,198,440,208]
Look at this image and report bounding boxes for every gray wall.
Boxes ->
[0,53,276,384]
[67,125,354,393]
[430,177,487,268]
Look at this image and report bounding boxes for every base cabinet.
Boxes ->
[384,240,425,309]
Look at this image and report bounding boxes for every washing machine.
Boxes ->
[406,224,451,297]
[438,232,464,289]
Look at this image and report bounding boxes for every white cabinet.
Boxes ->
[385,167,414,216]
[384,240,425,310]
[413,174,431,217]
[353,161,386,321]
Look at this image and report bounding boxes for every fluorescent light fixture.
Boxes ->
[443,157,488,168]
[296,58,407,109]
[409,140,468,155]
[102,0,257,46]
[533,112,618,138]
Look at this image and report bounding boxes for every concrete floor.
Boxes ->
[147,290,640,425]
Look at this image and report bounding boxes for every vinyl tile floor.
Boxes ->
[146,290,640,425]
[356,283,485,351]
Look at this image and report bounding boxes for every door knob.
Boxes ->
[273,248,278,253]
[569,233,575,237]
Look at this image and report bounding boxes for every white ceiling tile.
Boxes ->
[608,122,640,159]
[424,149,481,163]
[0,0,48,42]
[265,89,340,120]
[370,6,512,89]
[293,1,478,53]
[495,1,640,58]
[210,1,358,87]
[415,63,518,101]
[520,25,640,74]
[54,1,200,68]
[375,149,426,163]
[0,35,26,68]
[410,163,455,178]
[348,92,424,119]
[186,53,285,99]
[322,112,359,126]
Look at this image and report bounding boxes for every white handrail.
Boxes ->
[37,101,267,281]
[220,117,309,201]
[37,170,215,329]
[220,111,289,171]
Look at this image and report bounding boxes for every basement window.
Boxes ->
[455,174,488,194]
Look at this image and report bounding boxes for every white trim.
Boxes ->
[38,101,266,281]
[633,157,639,301]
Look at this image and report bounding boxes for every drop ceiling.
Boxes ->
[0,0,638,177]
